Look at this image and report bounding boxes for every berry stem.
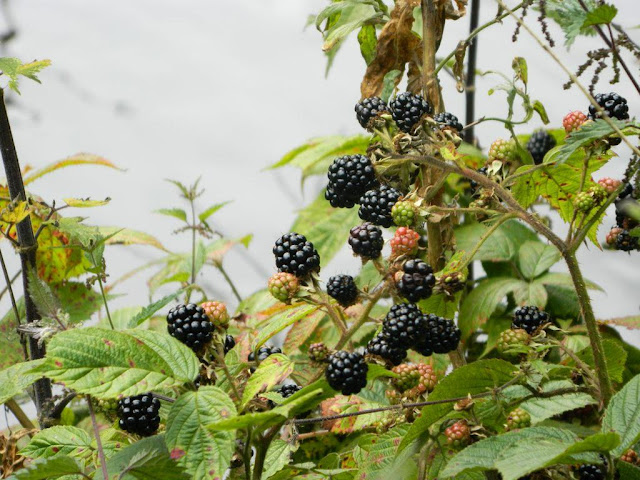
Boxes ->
[217,263,242,303]
[311,277,348,335]
[90,250,114,331]
[5,398,36,433]
[87,397,109,480]
[335,281,387,351]
[215,343,242,405]
[464,0,480,145]
[0,246,28,359]
[563,251,613,406]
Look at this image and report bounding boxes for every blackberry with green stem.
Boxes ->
[349,222,384,259]
[526,130,556,165]
[512,305,550,334]
[166,303,213,352]
[355,96,388,129]
[389,91,432,133]
[325,350,368,395]
[117,394,161,437]
[326,274,359,307]
[433,112,463,132]
[358,184,402,227]
[325,154,379,208]
[273,232,320,278]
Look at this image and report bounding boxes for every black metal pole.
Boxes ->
[464,0,480,145]
[0,87,52,419]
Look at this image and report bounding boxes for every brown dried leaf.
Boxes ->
[444,0,468,20]
[453,40,468,92]
[1,430,31,478]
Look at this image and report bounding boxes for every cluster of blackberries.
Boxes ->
[612,184,639,252]
[167,303,213,352]
[117,394,161,436]
[273,232,321,278]
[326,274,359,307]
[389,92,432,133]
[359,184,402,227]
[396,259,435,302]
[526,130,556,165]
[366,303,460,365]
[512,306,550,334]
[355,96,389,129]
[588,92,629,121]
[349,222,384,259]
[325,350,369,395]
[325,154,379,209]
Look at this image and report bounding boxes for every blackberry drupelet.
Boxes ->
[349,222,384,259]
[382,303,427,348]
[326,274,359,307]
[616,230,639,251]
[325,154,379,208]
[325,350,368,395]
[433,112,463,132]
[224,334,236,354]
[526,130,556,165]
[358,185,402,227]
[117,394,161,436]
[414,314,461,356]
[396,259,436,302]
[576,464,605,480]
[389,92,432,133]
[355,96,389,129]
[588,92,629,120]
[166,303,213,352]
[512,305,550,334]
[273,232,320,278]
[366,333,407,366]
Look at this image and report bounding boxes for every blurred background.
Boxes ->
[0,0,638,352]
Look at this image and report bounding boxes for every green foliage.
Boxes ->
[0,359,44,404]
[602,373,640,456]
[105,435,189,479]
[5,456,85,479]
[0,57,51,94]
[20,426,92,460]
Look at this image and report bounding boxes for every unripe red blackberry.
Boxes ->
[268,272,300,303]
[512,305,550,335]
[488,139,516,163]
[505,407,531,431]
[526,130,556,165]
[574,191,595,213]
[167,303,213,352]
[326,274,359,307]
[382,303,427,349]
[366,333,407,366]
[117,394,161,436]
[445,420,471,448]
[349,222,384,259]
[598,177,622,194]
[389,92,432,133]
[396,259,435,302]
[616,229,639,251]
[433,112,463,132]
[588,92,629,120]
[273,232,320,278]
[308,342,330,363]
[563,111,588,133]
[496,328,530,358]
[621,449,639,465]
[326,154,379,208]
[325,351,368,395]
[201,301,229,330]
[355,96,389,130]
[606,227,623,246]
[414,314,461,356]
[390,363,438,399]
[391,200,417,227]
[390,227,420,258]
[359,184,402,228]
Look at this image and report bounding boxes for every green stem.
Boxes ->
[458,213,517,270]
[312,277,347,335]
[0,246,27,358]
[6,398,36,432]
[91,252,114,330]
[217,263,242,303]
[215,343,241,405]
[190,199,197,286]
[563,251,613,405]
[87,398,108,480]
[335,283,387,351]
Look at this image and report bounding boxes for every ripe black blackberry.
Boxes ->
[277,383,301,398]
[616,229,639,251]
[349,222,384,259]
[325,154,379,208]
[526,130,556,165]
[618,182,633,200]
[117,394,161,436]
[248,345,282,364]
[615,200,639,230]
[413,314,461,356]
[389,92,432,133]
[358,184,402,227]
[366,333,407,366]
[433,112,463,132]
[396,259,436,302]
[512,305,550,334]
[382,303,427,348]
[588,92,629,120]
[224,334,236,354]
[166,303,213,351]
[576,464,605,480]
[468,166,488,193]
[325,350,368,395]
[326,274,359,307]
[355,96,389,129]
[273,232,320,278]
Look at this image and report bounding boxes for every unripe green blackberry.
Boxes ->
[574,191,595,213]
[389,363,438,400]
[268,272,300,303]
[390,227,420,258]
[505,407,531,431]
[488,139,516,163]
[588,184,607,205]
[391,200,417,227]
[201,301,229,330]
[598,177,622,194]
[445,420,471,448]
[496,328,530,358]
[308,342,330,363]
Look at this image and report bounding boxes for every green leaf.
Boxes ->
[512,280,548,308]
[400,359,519,453]
[354,425,416,479]
[536,272,603,292]
[261,439,295,480]
[601,315,640,329]
[26,268,60,319]
[63,197,110,208]
[165,387,236,480]
[454,223,518,262]
[0,57,51,94]
[98,226,166,251]
[381,70,402,103]
[290,190,359,266]
[357,24,377,65]
[129,289,185,327]
[155,208,188,222]
[512,57,528,85]
[23,153,122,186]
[583,3,617,27]
[578,339,627,383]
[242,354,294,407]
[516,241,561,279]
[561,432,620,455]
[418,293,460,318]
[617,461,640,479]
[317,2,382,53]
[20,426,92,459]
[0,297,26,370]
[545,0,598,46]
[105,434,189,480]
[602,373,640,456]
[459,277,524,340]
[0,359,44,405]
[254,304,320,349]
[53,282,103,324]
[5,457,84,479]
[532,100,550,124]
[198,201,231,223]
[34,328,199,399]
[519,381,597,424]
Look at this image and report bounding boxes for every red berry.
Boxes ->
[606,227,623,246]
[445,420,471,448]
[597,177,622,194]
[201,301,230,329]
[268,272,300,303]
[390,227,420,258]
[621,449,639,465]
[563,111,588,133]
